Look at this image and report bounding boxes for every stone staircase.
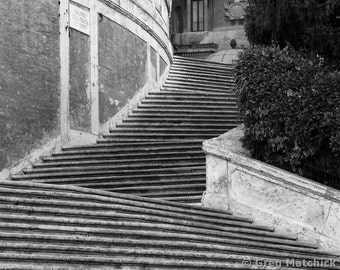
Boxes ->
[0,180,338,269]
[11,56,241,203]
[3,56,339,268]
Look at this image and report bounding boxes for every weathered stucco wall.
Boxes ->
[98,16,148,124]
[202,125,340,253]
[69,28,91,132]
[0,0,60,170]
[160,56,167,77]
[150,46,158,82]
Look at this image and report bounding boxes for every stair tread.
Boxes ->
[46,150,204,159]
[35,157,205,167]
[173,56,234,67]
[27,162,204,173]
[24,172,206,184]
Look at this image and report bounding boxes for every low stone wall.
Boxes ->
[202,125,340,252]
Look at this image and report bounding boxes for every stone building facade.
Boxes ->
[170,0,249,57]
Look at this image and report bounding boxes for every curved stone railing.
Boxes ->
[62,0,173,139]
[202,125,340,253]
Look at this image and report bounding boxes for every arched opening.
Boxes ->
[173,6,183,33]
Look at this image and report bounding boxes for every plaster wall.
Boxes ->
[69,29,91,132]
[202,126,340,252]
[0,0,60,171]
[98,16,148,124]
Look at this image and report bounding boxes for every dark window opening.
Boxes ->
[173,6,183,33]
[192,0,204,32]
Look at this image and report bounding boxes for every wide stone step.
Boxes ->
[169,69,231,80]
[167,74,235,85]
[24,172,206,185]
[173,56,234,68]
[161,84,233,96]
[160,195,203,203]
[56,144,203,155]
[104,183,206,193]
[168,70,235,81]
[137,103,237,110]
[96,138,206,143]
[132,189,205,199]
[172,60,234,70]
[145,94,237,102]
[141,98,237,106]
[77,176,205,189]
[116,123,236,129]
[156,89,235,96]
[171,61,234,71]
[122,117,240,124]
[12,166,206,180]
[25,160,203,174]
[42,151,205,162]
[35,156,205,168]
[107,128,230,134]
[132,108,237,114]
[102,133,222,140]
[95,137,205,143]
[63,140,202,150]
[170,66,233,77]
[164,81,235,91]
[127,114,239,122]
[172,61,233,72]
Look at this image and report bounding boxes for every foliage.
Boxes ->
[244,0,340,68]
[234,45,340,175]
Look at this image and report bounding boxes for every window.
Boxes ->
[173,6,183,33]
[192,0,204,32]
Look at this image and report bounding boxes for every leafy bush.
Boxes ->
[234,45,340,177]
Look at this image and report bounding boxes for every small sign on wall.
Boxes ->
[69,3,90,35]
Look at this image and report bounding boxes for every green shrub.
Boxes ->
[234,45,340,176]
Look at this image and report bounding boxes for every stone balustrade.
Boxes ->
[202,125,340,252]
